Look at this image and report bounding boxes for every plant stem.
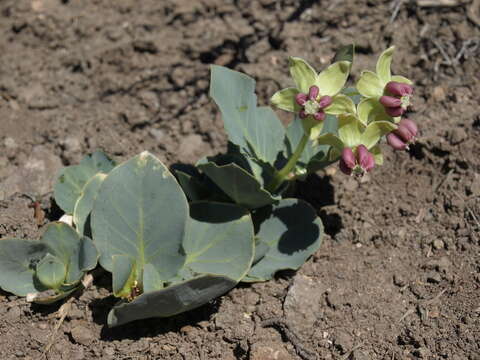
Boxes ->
[266,133,309,193]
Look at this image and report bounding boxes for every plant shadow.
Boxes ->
[91,296,222,341]
[294,173,343,238]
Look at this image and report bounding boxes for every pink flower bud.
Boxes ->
[318,95,333,109]
[296,93,308,106]
[385,106,404,117]
[385,81,413,97]
[299,110,307,119]
[380,96,402,108]
[340,147,355,175]
[396,125,415,143]
[314,111,326,121]
[308,85,319,100]
[357,145,375,172]
[341,147,356,169]
[339,160,353,175]
[400,118,417,137]
[386,132,407,150]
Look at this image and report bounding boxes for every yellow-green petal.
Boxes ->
[271,87,301,112]
[357,98,391,125]
[391,75,413,85]
[356,71,384,99]
[314,133,344,152]
[324,94,356,116]
[360,121,397,149]
[376,46,394,84]
[338,114,364,148]
[315,61,351,96]
[288,57,317,93]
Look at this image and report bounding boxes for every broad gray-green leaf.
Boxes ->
[0,239,49,296]
[77,236,98,273]
[175,170,208,202]
[54,151,115,214]
[36,253,66,289]
[107,275,237,327]
[183,202,254,281]
[210,65,285,164]
[198,161,275,209]
[143,263,164,293]
[112,255,137,298]
[243,198,324,282]
[91,151,188,282]
[73,173,107,236]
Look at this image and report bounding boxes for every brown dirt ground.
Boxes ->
[1,0,479,359]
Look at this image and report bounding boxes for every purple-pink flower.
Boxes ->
[380,81,413,117]
[386,118,418,150]
[295,85,333,122]
[339,145,375,176]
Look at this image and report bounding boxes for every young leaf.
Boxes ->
[91,151,188,281]
[41,222,92,285]
[243,199,324,282]
[108,275,237,327]
[54,151,115,214]
[36,253,67,290]
[210,65,285,164]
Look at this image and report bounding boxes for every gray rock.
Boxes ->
[284,274,324,335]
[1,145,62,197]
[250,342,293,360]
[70,325,94,346]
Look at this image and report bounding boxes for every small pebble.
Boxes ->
[433,239,444,250]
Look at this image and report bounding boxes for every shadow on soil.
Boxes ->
[295,173,343,238]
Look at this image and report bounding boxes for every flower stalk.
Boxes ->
[266,132,310,193]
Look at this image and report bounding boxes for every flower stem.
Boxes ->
[266,133,309,193]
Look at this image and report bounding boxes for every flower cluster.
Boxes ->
[271,46,418,178]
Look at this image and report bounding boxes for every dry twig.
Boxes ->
[42,274,94,359]
[261,317,317,360]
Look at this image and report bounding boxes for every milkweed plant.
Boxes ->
[0,45,416,327]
